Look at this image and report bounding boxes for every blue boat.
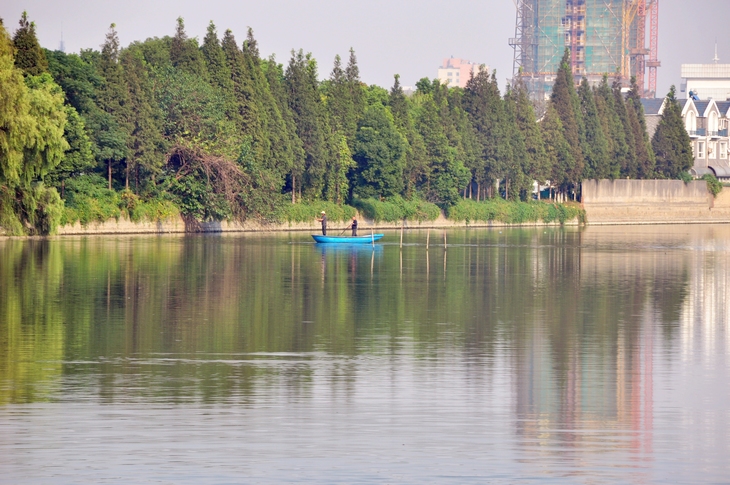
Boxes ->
[312,234,384,244]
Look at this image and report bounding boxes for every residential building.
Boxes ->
[437,58,482,88]
[642,97,730,179]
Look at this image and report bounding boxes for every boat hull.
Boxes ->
[312,234,384,244]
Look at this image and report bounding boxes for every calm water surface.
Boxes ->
[1,226,729,484]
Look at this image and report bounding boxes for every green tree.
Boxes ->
[352,103,405,198]
[416,95,470,206]
[170,17,207,76]
[652,86,693,179]
[121,46,167,191]
[96,23,130,189]
[627,77,656,178]
[285,49,333,200]
[463,68,513,199]
[540,104,574,199]
[12,11,48,76]
[577,77,609,179]
[0,24,68,234]
[503,87,530,200]
[511,81,548,195]
[550,50,583,196]
[389,74,427,198]
[612,77,637,177]
[594,76,624,178]
[263,55,305,203]
[45,105,95,197]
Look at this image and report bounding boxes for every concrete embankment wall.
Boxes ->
[582,179,730,224]
[53,213,575,236]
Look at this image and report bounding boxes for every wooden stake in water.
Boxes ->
[400,221,404,249]
[443,231,447,249]
[371,228,374,248]
[426,229,430,251]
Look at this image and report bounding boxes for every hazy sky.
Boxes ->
[1,0,728,97]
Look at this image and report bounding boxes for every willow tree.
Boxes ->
[0,22,68,234]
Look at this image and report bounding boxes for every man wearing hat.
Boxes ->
[317,211,327,235]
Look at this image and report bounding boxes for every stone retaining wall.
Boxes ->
[51,213,576,236]
[582,179,730,224]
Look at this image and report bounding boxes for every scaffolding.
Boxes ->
[511,0,659,98]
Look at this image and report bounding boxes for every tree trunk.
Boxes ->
[291,175,296,204]
[108,160,112,190]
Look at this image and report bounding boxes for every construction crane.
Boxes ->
[647,0,660,97]
[627,0,659,97]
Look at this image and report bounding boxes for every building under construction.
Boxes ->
[510,0,659,99]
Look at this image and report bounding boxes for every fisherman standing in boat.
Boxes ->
[317,211,327,235]
[351,216,358,236]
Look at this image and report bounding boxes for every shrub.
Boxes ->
[60,174,122,226]
[447,198,585,224]
[352,196,440,222]
[702,174,723,198]
[281,201,356,223]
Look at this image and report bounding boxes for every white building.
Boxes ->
[642,97,730,179]
[681,50,730,101]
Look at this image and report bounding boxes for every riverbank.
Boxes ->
[50,212,580,236]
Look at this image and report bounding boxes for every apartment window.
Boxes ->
[709,141,716,159]
[720,141,728,160]
[447,72,453,76]
[697,141,706,159]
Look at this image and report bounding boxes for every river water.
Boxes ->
[1,226,728,484]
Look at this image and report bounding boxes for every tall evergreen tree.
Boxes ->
[627,77,656,178]
[285,49,332,199]
[577,77,609,179]
[511,81,548,195]
[594,76,625,178]
[170,17,206,76]
[463,68,513,199]
[389,74,427,198]
[540,104,574,200]
[120,46,166,190]
[263,55,305,203]
[96,23,130,189]
[612,77,637,177]
[12,11,47,76]
[503,87,530,200]
[652,86,693,179]
[221,29,265,158]
[550,50,583,195]
[416,94,470,206]
[242,28,299,199]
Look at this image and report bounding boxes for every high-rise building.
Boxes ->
[437,58,483,89]
[510,0,659,99]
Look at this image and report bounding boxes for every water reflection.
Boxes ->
[1,226,728,483]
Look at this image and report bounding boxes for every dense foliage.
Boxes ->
[0,16,696,235]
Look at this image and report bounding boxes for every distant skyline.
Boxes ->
[1,0,728,97]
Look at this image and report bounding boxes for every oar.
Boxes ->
[338,224,352,236]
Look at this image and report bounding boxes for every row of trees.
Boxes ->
[0,13,693,234]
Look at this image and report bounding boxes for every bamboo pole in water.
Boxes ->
[426,229,430,251]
